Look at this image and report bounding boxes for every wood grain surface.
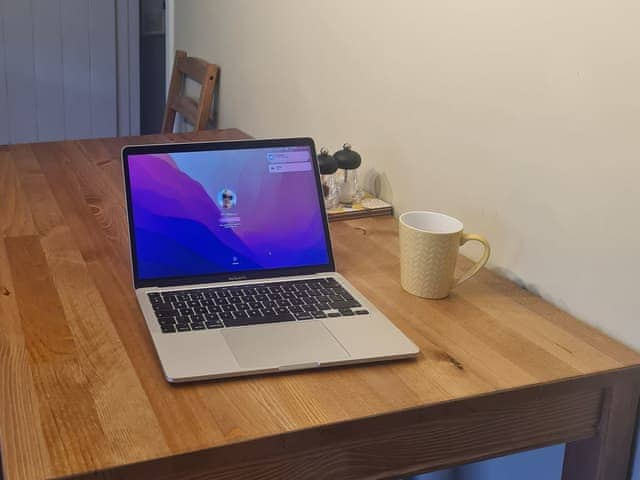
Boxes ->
[1,130,639,480]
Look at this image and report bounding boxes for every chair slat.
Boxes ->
[169,96,198,126]
[161,50,219,134]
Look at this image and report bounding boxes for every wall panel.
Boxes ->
[61,0,92,140]
[33,0,65,141]
[2,0,37,143]
[89,0,117,138]
[0,0,138,143]
[0,0,9,145]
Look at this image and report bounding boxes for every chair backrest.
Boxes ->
[161,50,219,134]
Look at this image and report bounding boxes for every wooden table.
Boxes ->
[1,130,639,480]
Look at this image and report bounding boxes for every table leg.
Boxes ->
[562,382,640,480]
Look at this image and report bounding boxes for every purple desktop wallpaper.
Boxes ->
[127,147,330,280]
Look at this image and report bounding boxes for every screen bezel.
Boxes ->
[122,137,335,289]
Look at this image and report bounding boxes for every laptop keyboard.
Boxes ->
[147,277,370,333]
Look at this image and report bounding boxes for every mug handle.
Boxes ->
[454,233,491,288]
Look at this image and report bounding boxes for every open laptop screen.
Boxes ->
[123,139,333,287]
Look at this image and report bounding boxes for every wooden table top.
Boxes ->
[1,130,639,480]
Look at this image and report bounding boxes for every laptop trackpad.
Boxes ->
[222,321,349,369]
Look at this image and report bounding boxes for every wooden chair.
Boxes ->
[161,50,219,133]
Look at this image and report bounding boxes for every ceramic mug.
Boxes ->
[399,211,490,299]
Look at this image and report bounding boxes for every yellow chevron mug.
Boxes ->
[399,211,490,299]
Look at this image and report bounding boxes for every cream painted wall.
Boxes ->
[174,0,640,349]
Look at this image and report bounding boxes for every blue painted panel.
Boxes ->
[89,0,117,138]
[455,444,565,480]
[33,0,65,141]
[0,0,9,144]
[115,0,130,136]
[632,426,640,480]
[61,0,92,140]
[127,0,140,135]
[416,470,455,480]
[413,444,565,480]
[2,0,38,143]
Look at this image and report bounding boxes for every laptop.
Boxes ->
[122,137,419,382]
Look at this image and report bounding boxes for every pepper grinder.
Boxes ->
[334,143,362,206]
[317,147,339,209]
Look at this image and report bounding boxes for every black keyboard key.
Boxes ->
[312,311,327,318]
[331,300,361,310]
[295,313,313,320]
[219,312,234,320]
[339,309,355,316]
[354,309,369,315]
[161,325,176,333]
[156,310,178,318]
[327,312,341,317]
[191,323,206,330]
[176,324,191,332]
[202,312,220,322]
[224,313,295,327]
[153,302,175,311]
[205,322,223,329]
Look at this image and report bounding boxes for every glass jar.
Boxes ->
[334,143,362,206]
[322,173,339,209]
[317,147,339,209]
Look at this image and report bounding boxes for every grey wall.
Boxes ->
[0,0,139,145]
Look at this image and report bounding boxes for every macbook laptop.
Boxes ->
[122,137,419,382]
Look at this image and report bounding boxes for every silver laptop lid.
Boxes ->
[122,138,335,289]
